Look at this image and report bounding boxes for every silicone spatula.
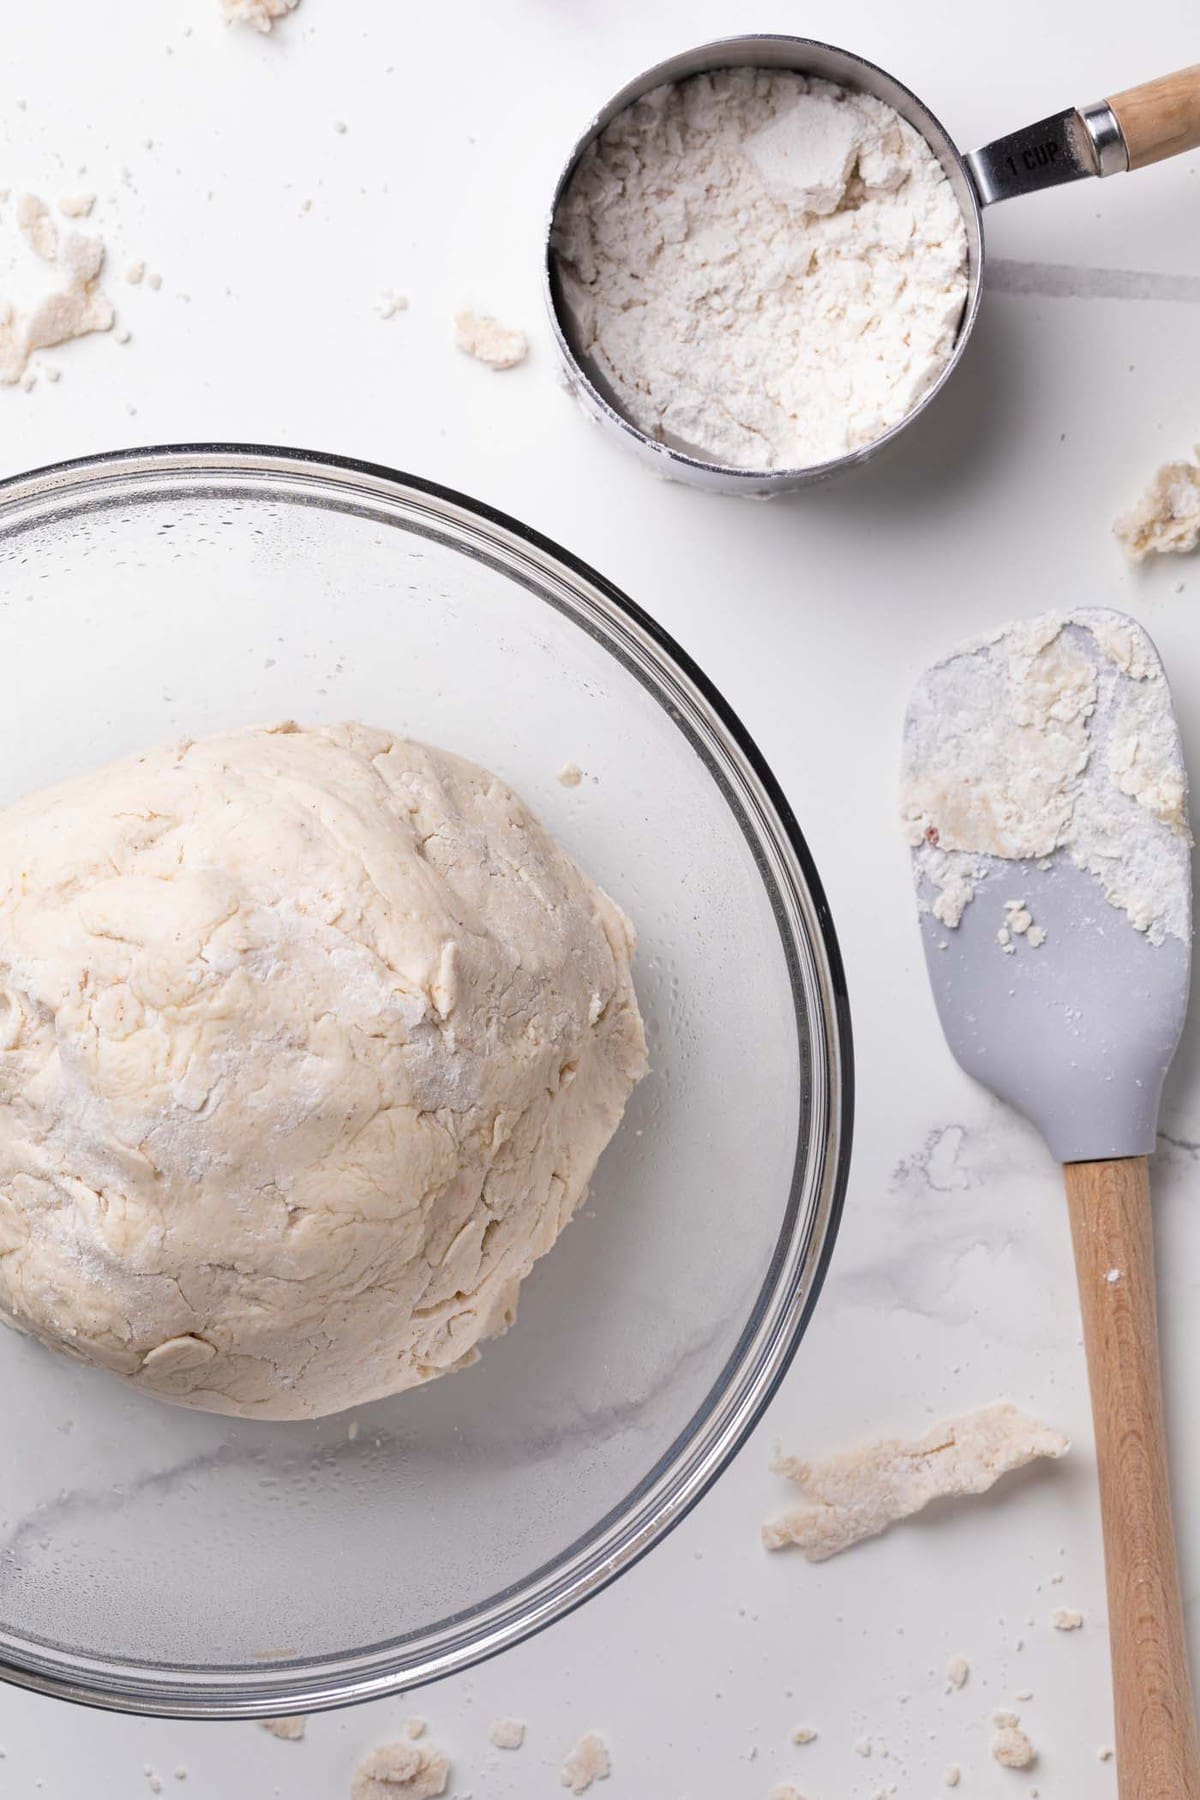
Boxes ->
[903,608,1198,1799]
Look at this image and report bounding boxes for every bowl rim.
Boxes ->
[0,443,854,1715]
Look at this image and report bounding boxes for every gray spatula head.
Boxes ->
[903,609,1192,1164]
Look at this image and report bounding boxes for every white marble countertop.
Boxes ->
[1,0,1198,1793]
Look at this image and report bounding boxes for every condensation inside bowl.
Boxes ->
[0,466,815,1681]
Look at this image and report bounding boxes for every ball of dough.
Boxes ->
[0,722,646,1418]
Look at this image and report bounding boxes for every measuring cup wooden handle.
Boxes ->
[1064,1157,1200,1800]
[1108,66,1200,169]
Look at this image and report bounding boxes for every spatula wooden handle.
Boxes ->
[1064,1156,1200,1798]
[1108,66,1200,169]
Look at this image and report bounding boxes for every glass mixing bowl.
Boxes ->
[0,446,851,1715]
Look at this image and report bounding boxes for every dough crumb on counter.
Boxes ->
[404,1718,426,1740]
[763,1403,1069,1559]
[1115,453,1200,561]
[1051,1607,1084,1630]
[455,309,528,371]
[58,193,95,218]
[944,1767,961,1787]
[557,762,584,787]
[376,290,409,318]
[489,1717,525,1750]
[903,610,1191,950]
[0,194,114,386]
[561,1731,611,1793]
[790,1725,818,1745]
[351,1739,449,1800]
[767,1786,803,1800]
[1099,1745,1114,1761]
[221,0,300,30]
[945,1653,970,1691]
[260,1716,306,1740]
[992,1711,1036,1770]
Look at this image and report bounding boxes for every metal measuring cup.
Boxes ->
[544,37,1200,495]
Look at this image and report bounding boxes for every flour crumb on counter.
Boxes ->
[762,1404,1069,1559]
[0,193,115,386]
[992,1711,1036,1770]
[768,1786,803,1800]
[1099,1745,1114,1761]
[260,1716,306,1740]
[944,1767,961,1788]
[404,1718,426,1740]
[558,762,584,788]
[561,1731,611,1793]
[790,1725,818,1745]
[455,309,528,371]
[16,193,57,261]
[855,1737,872,1757]
[489,1717,525,1750]
[351,1739,449,1800]
[1115,452,1200,561]
[221,0,300,30]
[945,1653,970,1691]
[58,194,95,218]
[376,290,409,319]
[125,260,146,285]
[1051,1607,1084,1630]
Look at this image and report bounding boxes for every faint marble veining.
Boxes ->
[990,261,1200,304]
[830,1106,1071,1344]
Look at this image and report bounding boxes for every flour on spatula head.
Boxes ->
[902,610,1191,946]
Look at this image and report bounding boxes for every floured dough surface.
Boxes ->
[762,1403,1069,1559]
[0,722,646,1418]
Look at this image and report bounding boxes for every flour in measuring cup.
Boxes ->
[552,68,969,470]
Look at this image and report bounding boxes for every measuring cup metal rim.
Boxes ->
[542,33,1124,495]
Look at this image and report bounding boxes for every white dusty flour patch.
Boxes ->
[552,67,968,470]
[902,609,1191,946]
[1115,451,1200,562]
